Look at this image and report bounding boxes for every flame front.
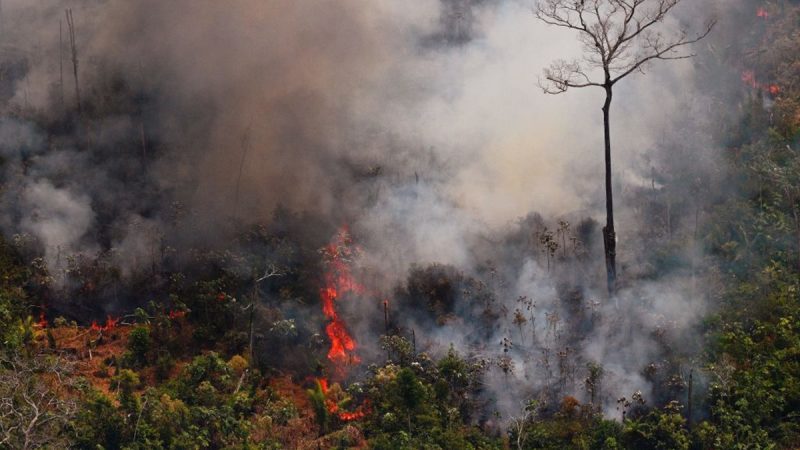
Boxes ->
[741,70,780,96]
[317,377,370,421]
[319,228,364,373]
[90,315,119,332]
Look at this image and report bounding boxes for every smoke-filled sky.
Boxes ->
[1,0,720,248]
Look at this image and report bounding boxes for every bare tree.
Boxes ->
[0,353,78,450]
[509,399,539,450]
[535,0,714,295]
[59,19,65,108]
[65,9,80,115]
[233,122,253,220]
[244,264,284,366]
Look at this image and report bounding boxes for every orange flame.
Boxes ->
[741,70,780,97]
[756,7,768,19]
[168,310,187,319]
[90,315,119,332]
[316,377,370,421]
[319,228,364,373]
[37,311,47,329]
[768,84,780,96]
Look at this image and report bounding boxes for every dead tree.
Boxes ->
[65,9,80,115]
[59,20,65,108]
[245,264,284,366]
[535,0,714,296]
[0,353,78,450]
[233,124,252,220]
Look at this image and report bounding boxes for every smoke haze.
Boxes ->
[0,0,741,420]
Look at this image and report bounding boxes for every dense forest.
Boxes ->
[0,0,799,449]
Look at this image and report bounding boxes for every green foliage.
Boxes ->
[395,368,425,430]
[154,352,175,381]
[509,397,623,450]
[0,237,32,351]
[114,369,142,414]
[380,334,415,365]
[72,393,126,449]
[621,402,688,450]
[307,379,330,435]
[126,326,152,368]
[698,305,800,448]
[183,276,239,344]
[364,360,500,449]
[71,351,265,449]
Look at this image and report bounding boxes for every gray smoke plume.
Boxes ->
[0,0,744,422]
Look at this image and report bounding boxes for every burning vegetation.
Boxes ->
[0,0,799,449]
[319,228,365,372]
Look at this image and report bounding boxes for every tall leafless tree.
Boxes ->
[245,264,284,367]
[65,9,80,115]
[535,0,714,296]
[0,353,77,450]
[59,20,65,108]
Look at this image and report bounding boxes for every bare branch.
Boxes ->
[535,0,714,90]
[0,353,77,449]
[610,19,715,84]
[256,263,286,283]
[539,59,603,94]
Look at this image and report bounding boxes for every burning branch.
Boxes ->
[318,228,366,376]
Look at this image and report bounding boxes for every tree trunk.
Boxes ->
[249,280,256,367]
[59,20,64,108]
[65,9,81,116]
[687,368,693,431]
[602,85,617,296]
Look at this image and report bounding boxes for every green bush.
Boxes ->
[126,326,152,367]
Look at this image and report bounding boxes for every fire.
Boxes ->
[756,7,768,19]
[741,70,780,97]
[37,311,47,328]
[317,377,370,421]
[318,377,329,392]
[313,229,375,420]
[768,84,780,96]
[331,403,369,421]
[319,227,364,372]
[741,70,758,89]
[326,319,358,363]
[90,315,119,332]
[168,310,187,319]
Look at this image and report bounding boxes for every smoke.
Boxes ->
[0,0,746,423]
[19,179,95,271]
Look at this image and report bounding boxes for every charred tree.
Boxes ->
[59,20,65,108]
[233,124,252,221]
[65,9,80,116]
[535,0,714,296]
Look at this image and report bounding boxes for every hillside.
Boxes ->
[1,1,800,449]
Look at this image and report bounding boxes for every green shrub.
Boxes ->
[127,326,152,367]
